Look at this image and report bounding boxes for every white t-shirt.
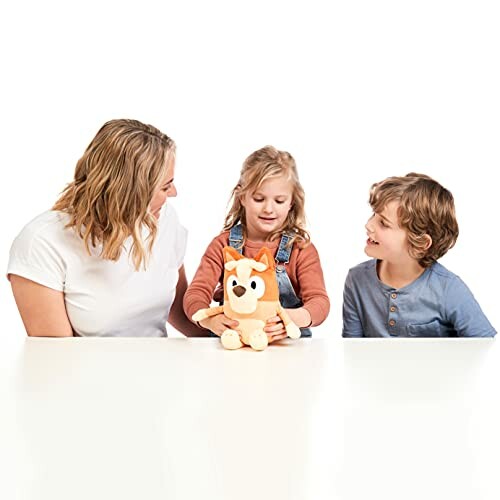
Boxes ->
[7,205,187,337]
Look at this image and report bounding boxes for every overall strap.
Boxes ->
[228,224,244,254]
[275,232,293,264]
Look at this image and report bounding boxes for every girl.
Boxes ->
[183,146,330,342]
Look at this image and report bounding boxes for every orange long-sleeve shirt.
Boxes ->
[183,231,330,327]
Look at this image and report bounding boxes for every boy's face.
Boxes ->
[364,200,412,264]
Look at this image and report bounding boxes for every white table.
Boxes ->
[1,337,498,500]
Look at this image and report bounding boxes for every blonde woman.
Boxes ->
[183,145,330,341]
[8,119,202,337]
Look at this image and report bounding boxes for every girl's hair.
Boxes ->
[369,173,459,268]
[53,118,175,271]
[223,145,310,247]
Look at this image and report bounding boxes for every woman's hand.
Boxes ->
[199,314,239,337]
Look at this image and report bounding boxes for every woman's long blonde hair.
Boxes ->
[223,146,310,247]
[53,119,175,270]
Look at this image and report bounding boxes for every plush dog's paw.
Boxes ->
[286,323,301,339]
[221,329,243,350]
[249,330,268,351]
[192,309,208,322]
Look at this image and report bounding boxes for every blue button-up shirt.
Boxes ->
[342,259,496,338]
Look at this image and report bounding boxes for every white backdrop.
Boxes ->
[1,0,499,342]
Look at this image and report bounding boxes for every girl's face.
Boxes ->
[241,174,294,241]
[150,158,177,219]
[364,200,411,264]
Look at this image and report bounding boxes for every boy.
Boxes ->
[342,173,496,338]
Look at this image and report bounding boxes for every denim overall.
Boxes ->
[225,224,312,338]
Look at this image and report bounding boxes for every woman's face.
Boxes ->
[150,158,177,219]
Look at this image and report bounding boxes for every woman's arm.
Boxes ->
[182,235,226,321]
[168,266,209,337]
[10,274,73,337]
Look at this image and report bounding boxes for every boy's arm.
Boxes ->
[342,270,365,338]
[444,276,496,337]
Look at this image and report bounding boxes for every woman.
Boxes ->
[8,119,202,337]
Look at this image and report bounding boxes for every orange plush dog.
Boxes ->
[192,246,301,350]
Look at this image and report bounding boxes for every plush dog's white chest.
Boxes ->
[237,318,266,341]
[223,300,281,344]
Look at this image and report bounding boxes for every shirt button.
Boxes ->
[391,293,397,299]
[389,320,396,327]
[390,306,396,312]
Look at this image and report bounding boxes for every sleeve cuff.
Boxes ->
[304,302,329,327]
[6,262,64,292]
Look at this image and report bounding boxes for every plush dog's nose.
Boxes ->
[233,285,246,297]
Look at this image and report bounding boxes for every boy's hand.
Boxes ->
[199,314,239,337]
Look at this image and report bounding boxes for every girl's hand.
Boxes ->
[284,307,311,328]
[264,307,311,342]
[264,316,288,343]
[199,314,239,337]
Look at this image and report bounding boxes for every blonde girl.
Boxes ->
[184,145,330,342]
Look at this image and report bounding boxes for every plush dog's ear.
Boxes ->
[223,246,243,264]
[254,247,275,271]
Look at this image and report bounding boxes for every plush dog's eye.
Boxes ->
[249,276,265,299]
[226,277,241,295]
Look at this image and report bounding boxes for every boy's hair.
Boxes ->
[53,118,175,271]
[223,145,310,247]
[369,173,459,268]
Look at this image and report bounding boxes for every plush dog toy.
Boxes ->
[192,246,301,351]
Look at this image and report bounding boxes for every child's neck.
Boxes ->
[377,259,426,289]
[245,229,278,244]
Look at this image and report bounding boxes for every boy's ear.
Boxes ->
[254,247,275,271]
[223,246,243,264]
[423,234,432,250]
[413,234,433,261]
